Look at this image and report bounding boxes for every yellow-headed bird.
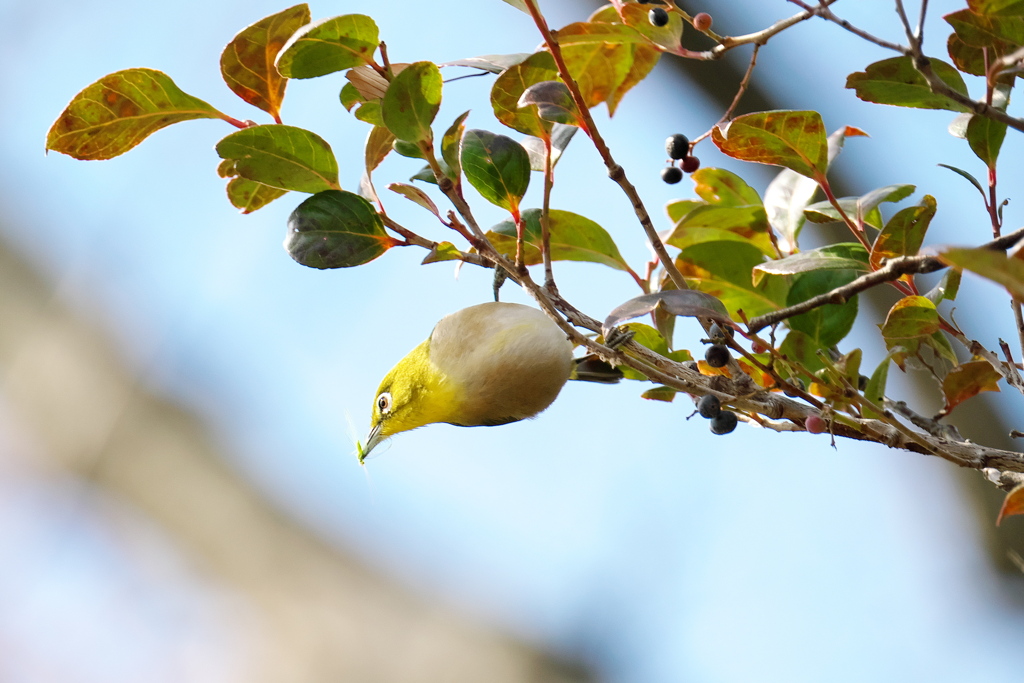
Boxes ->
[360,302,573,460]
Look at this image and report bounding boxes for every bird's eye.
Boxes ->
[377,392,392,414]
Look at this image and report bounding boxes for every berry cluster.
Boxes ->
[696,323,738,434]
[662,133,700,184]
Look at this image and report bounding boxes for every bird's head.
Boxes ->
[360,339,461,462]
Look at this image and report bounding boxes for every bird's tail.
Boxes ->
[570,355,623,384]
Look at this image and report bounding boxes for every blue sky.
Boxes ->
[2,0,1023,681]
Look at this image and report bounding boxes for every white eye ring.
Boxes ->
[377,392,392,414]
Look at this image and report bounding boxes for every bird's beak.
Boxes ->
[359,423,386,464]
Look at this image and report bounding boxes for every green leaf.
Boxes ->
[340,82,363,111]
[942,360,1001,414]
[486,209,632,272]
[845,56,971,112]
[754,243,869,283]
[285,190,394,268]
[862,354,891,418]
[518,81,582,126]
[924,268,962,305]
[938,163,986,198]
[460,129,530,211]
[522,124,578,171]
[641,386,678,402]
[421,241,462,264]
[804,198,884,230]
[870,195,936,270]
[490,51,560,138]
[441,111,470,180]
[970,0,1024,15]
[275,14,379,78]
[780,330,828,374]
[691,168,762,206]
[364,125,395,174]
[410,165,437,185]
[787,269,859,347]
[602,290,732,336]
[676,241,790,318]
[946,8,1024,47]
[665,205,776,257]
[616,323,670,380]
[857,184,916,214]
[220,4,310,121]
[353,100,384,126]
[46,68,227,160]
[382,61,443,144]
[941,247,1024,299]
[216,124,339,193]
[711,110,828,179]
[392,139,425,159]
[967,114,1008,168]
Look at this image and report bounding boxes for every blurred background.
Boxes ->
[2,0,1024,680]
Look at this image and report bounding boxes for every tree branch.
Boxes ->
[748,225,1024,334]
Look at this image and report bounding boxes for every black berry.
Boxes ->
[666,134,690,160]
[705,344,730,368]
[649,7,669,27]
[681,156,701,173]
[710,410,738,435]
[697,394,721,419]
[661,166,683,184]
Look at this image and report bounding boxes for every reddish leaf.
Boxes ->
[46,68,227,160]
[880,296,940,340]
[220,4,310,122]
[712,110,828,179]
[870,195,936,271]
[941,360,1001,414]
[996,484,1024,526]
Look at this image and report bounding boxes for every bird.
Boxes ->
[359,302,575,461]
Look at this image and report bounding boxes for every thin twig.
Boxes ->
[693,44,761,146]
[541,137,556,291]
[884,398,962,440]
[748,226,1024,333]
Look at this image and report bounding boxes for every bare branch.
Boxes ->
[748,226,1024,333]
[747,255,943,333]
